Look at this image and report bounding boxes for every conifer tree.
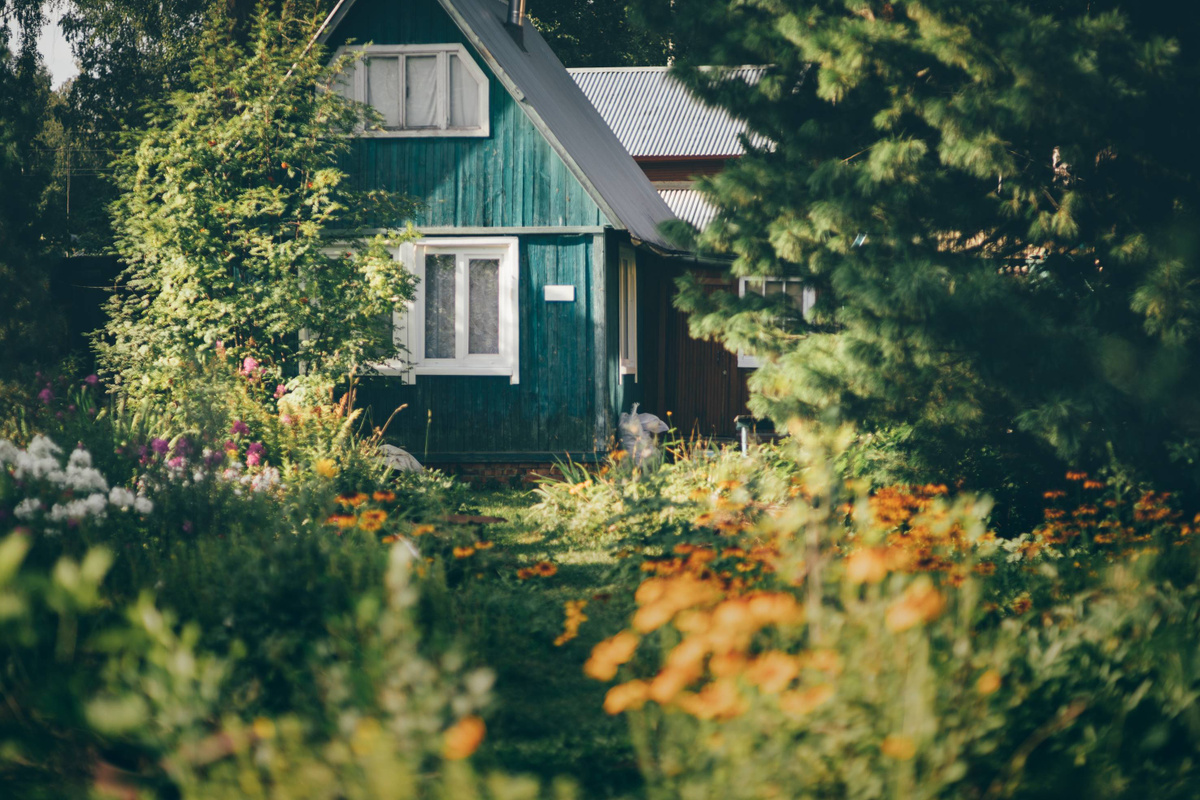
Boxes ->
[641,0,1200,488]
[97,1,418,403]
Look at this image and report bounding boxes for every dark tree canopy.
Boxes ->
[528,0,675,66]
[636,0,1200,490]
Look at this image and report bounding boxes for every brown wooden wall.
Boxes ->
[633,263,751,440]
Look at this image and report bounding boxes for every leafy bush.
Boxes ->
[536,428,1200,798]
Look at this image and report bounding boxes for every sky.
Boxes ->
[5,6,78,89]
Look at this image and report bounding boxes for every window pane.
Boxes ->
[332,61,355,100]
[449,54,480,128]
[764,280,784,296]
[424,254,456,358]
[366,57,400,128]
[405,55,439,128]
[468,258,500,355]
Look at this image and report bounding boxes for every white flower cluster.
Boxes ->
[215,461,282,495]
[2,435,153,524]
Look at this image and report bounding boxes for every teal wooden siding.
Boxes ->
[356,235,603,456]
[328,0,608,229]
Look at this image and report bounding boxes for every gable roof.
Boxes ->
[567,66,767,159]
[316,0,680,251]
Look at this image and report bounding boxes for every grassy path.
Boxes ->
[447,490,643,799]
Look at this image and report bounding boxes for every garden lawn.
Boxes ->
[446,489,642,799]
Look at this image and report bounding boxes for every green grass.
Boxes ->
[448,489,643,799]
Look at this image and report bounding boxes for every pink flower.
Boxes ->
[273,384,288,399]
[279,414,294,426]
[84,374,99,387]
[231,419,250,436]
[241,357,260,377]
[246,442,265,467]
[37,386,54,404]
[151,438,170,455]
[167,456,185,469]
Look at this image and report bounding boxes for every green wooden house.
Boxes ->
[316,0,682,475]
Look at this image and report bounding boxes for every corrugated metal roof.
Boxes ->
[317,0,681,251]
[568,66,767,158]
[659,189,717,231]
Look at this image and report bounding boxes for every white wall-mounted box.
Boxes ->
[544,285,576,302]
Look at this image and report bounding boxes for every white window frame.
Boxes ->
[618,244,638,381]
[332,44,490,138]
[376,237,520,384]
[736,277,817,369]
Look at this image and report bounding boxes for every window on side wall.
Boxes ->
[619,245,637,382]
[332,44,489,137]
[382,238,519,383]
[736,278,816,369]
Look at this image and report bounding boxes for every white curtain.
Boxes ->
[366,57,400,128]
[424,254,456,358]
[405,55,438,128]
[449,54,480,128]
[467,258,500,354]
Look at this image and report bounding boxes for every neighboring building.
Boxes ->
[568,65,766,230]
[316,0,695,478]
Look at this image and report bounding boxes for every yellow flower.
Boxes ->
[453,546,476,558]
[475,540,494,550]
[442,716,486,760]
[532,560,557,577]
[315,458,337,478]
[252,717,276,740]
[976,669,1002,696]
[373,490,396,502]
[674,679,744,720]
[881,734,917,761]
[411,524,435,536]
[338,492,369,507]
[326,514,357,529]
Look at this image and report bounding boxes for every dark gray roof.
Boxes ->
[316,0,680,251]
[568,66,768,158]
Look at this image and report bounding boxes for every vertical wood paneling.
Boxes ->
[356,234,601,455]
[328,0,608,230]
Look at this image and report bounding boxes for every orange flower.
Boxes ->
[338,492,369,507]
[778,683,834,716]
[885,580,946,632]
[584,631,640,681]
[604,680,649,714]
[475,540,495,550]
[381,534,401,544]
[442,716,486,760]
[372,490,396,502]
[647,666,696,704]
[358,509,388,532]
[976,669,1002,696]
[744,652,800,694]
[326,514,357,529]
[674,679,745,720]
[1011,594,1032,615]
[881,734,917,760]
[845,547,889,584]
[453,546,476,558]
[411,524,435,536]
[533,560,557,577]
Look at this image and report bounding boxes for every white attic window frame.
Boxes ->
[736,277,817,369]
[375,237,520,384]
[332,43,490,138]
[618,244,638,381]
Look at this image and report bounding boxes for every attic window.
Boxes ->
[333,44,489,137]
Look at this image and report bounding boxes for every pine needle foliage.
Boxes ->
[642,0,1200,488]
[97,1,418,405]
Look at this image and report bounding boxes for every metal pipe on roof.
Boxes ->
[507,0,525,30]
